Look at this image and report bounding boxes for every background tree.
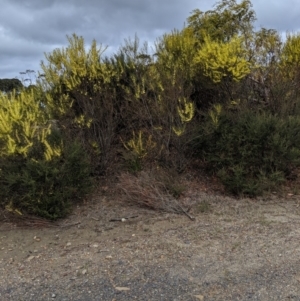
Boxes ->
[183,0,256,111]
[0,78,23,93]
[187,0,256,44]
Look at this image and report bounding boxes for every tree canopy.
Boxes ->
[0,78,23,93]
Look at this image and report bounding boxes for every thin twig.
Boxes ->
[175,201,195,221]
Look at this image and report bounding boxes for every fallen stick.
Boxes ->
[173,200,195,221]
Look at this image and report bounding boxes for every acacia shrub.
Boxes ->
[0,88,92,219]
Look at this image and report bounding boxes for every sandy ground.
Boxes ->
[1,184,300,300]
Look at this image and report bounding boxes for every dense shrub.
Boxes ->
[3,0,300,219]
[193,110,300,196]
[0,87,92,219]
[0,136,92,219]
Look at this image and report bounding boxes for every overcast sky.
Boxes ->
[1,0,300,81]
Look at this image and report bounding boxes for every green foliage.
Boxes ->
[183,1,256,110]
[0,138,92,219]
[252,28,282,67]
[109,32,197,171]
[187,0,256,43]
[40,34,118,172]
[280,33,300,81]
[1,0,299,216]
[155,28,197,83]
[0,78,23,93]
[0,87,92,219]
[193,110,300,196]
[147,30,197,169]
[280,33,300,68]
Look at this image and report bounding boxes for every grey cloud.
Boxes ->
[253,0,300,32]
[1,0,300,79]
[9,0,56,10]
[1,0,209,78]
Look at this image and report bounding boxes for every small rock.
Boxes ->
[66,242,72,247]
[105,255,112,260]
[25,255,35,262]
[18,264,25,270]
[115,287,130,291]
[92,244,99,248]
[82,269,87,275]
[51,293,56,298]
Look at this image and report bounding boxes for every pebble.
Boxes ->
[25,255,35,262]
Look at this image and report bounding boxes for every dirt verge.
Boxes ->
[1,185,300,300]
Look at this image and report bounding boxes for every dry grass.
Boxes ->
[117,170,194,219]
